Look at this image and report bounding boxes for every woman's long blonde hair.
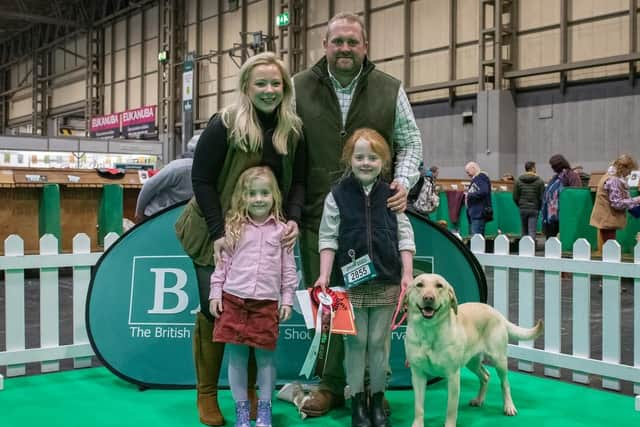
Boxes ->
[220,52,302,155]
[224,166,284,247]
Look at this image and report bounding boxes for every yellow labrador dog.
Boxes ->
[404,273,543,427]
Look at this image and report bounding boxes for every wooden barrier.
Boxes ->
[0,167,143,254]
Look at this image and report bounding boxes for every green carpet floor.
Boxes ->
[1,367,638,427]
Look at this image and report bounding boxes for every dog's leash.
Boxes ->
[390,287,407,331]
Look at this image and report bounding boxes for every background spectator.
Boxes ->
[589,154,640,254]
[513,160,544,240]
[572,165,591,187]
[134,134,200,223]
[464,161,492,236]
[549,154,582,187]
[542,154,582,237]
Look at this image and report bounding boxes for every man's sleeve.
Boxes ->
[467,176,490,201]
[318,193,340,251]
[396,213,416,253]
[512,181,520,205]
[537,179,545,202]
[392,85,422,191]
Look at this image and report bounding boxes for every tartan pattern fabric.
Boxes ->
[327,66,422,191]
[348,282,401,308]
[393,87,423,190]
[328,65,363,125]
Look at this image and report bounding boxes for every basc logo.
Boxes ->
[129,256,200,326]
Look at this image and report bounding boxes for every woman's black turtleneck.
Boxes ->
[191,110,305,241]
[255,109,282,181]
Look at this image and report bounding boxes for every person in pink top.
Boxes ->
[209,166,297,427]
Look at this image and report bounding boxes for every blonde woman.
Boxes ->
[590,154,640,254]
[189,52,304,426]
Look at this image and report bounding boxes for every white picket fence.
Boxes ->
[470,234,640,409]
[0,233,639,409]
[0,232,119,390]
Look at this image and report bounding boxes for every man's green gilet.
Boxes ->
[294,57,400,231]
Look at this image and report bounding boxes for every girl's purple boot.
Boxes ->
[255,399,272,427]
[234,400,251,427]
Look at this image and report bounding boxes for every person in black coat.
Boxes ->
[513,161,544,239]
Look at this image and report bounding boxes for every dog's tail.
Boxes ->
[506,319,544,341]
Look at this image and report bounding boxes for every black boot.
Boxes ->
[370,392,391,427]
[351,392,372,427]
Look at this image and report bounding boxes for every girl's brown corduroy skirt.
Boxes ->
[213,291,279,350]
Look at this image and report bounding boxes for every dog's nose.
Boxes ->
[423,294,434,302]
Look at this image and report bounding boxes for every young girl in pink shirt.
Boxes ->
[209,166,298,427]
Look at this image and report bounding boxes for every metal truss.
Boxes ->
[0,0,156,71]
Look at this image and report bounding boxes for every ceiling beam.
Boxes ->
[3,11,82,27]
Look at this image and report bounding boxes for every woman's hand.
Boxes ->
[281,220,299,252]
[209,299,223,318]
[212,237,228,265]
[313,276,329,292]
[279,305,292,321]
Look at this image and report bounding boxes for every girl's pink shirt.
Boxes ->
[209,216,298,306]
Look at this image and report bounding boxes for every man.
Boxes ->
[464,161,492,236]
[293,12,423,416]
[135,134,199,222]
[513,161,544,239]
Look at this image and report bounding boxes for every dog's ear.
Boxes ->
[447,285,458,315]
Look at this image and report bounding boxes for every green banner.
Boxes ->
[87,204,486,388]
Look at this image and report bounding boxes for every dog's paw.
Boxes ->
[469,398,484,407]
[504,404,518,416]
[411,420,423,427]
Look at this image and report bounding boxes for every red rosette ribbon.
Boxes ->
[299,288,341,379]
[310,287,339,311]
[311,287,338,378]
